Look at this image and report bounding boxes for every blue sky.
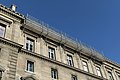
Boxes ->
[1,0,120,64]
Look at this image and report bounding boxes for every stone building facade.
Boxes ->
[0,4,120,80]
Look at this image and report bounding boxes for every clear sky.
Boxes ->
[1,0,120,64]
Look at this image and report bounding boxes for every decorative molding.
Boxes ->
[105,58,120,69]
[21,75,39,80]
[8,50,18,80]
[0,4,24,23]
[0,37,23,49]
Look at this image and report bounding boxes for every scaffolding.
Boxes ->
[25,14,105,62]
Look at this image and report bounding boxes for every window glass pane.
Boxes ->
[72,75,77,80]
[54,71,57,79]
[48,47,55,60]
[96,66,101,76]
[84,66,88,72]
[82,61,87,66]
[27,61,34,72]
[82,61,88,72]
[118,75,120,80]
[97,70,101,76]
[26,38,34,52]
[67,55,73,66]
[30,44,33,51]
[0,72,1,77]
[108,71,113,80]
[26,43,28,50]
[51,53,54,59]
[0,25,5,37]
[51,69,58,79]
[0,71,2,80]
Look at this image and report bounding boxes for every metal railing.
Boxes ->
[25,14,105,61]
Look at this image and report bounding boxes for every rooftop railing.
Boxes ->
[25,14,105,61]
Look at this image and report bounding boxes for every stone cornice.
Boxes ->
[0,37,23,49]
[105,58,120,69]
[0,4,24,23]
[20,48,107,80]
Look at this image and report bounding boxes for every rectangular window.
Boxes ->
[48,47,56,60]
[67,54,73,66]
[0,71,2,80]
[0,23,5,37]
[26,38,34,52]
[82,61,88,72]
[27,60,34,72]
[108,71,113,80]
[51,68,58,80]
[72,75,77,80]
[96,66,102,76]
[118,75,120,80]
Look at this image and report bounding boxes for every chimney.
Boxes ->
[10,4,16,11]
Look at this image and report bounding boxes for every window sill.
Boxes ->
[52,79,58,80]
[25,70,35,74]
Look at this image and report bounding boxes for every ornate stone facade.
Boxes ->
[0,4,120,80]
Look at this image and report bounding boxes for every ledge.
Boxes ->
[20,48,107,80]
[0,4,25,24]
[105,58,120,69]
[0,37,23,49]
[0,4,24,19]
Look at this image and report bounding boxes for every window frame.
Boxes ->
[107,71,113,80]
[71,75,77,80]
[26,37,35,52]
[51,68,58,80]
[26,60,34,73]
[82,60,88,72]
[48,47,56,60]
[0,23,6,38]
[118,75,120,80]
[0,71,2,80]
[67,54,74,66]
[96,66,102,77]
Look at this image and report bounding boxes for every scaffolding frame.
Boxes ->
[25,14,105,61]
